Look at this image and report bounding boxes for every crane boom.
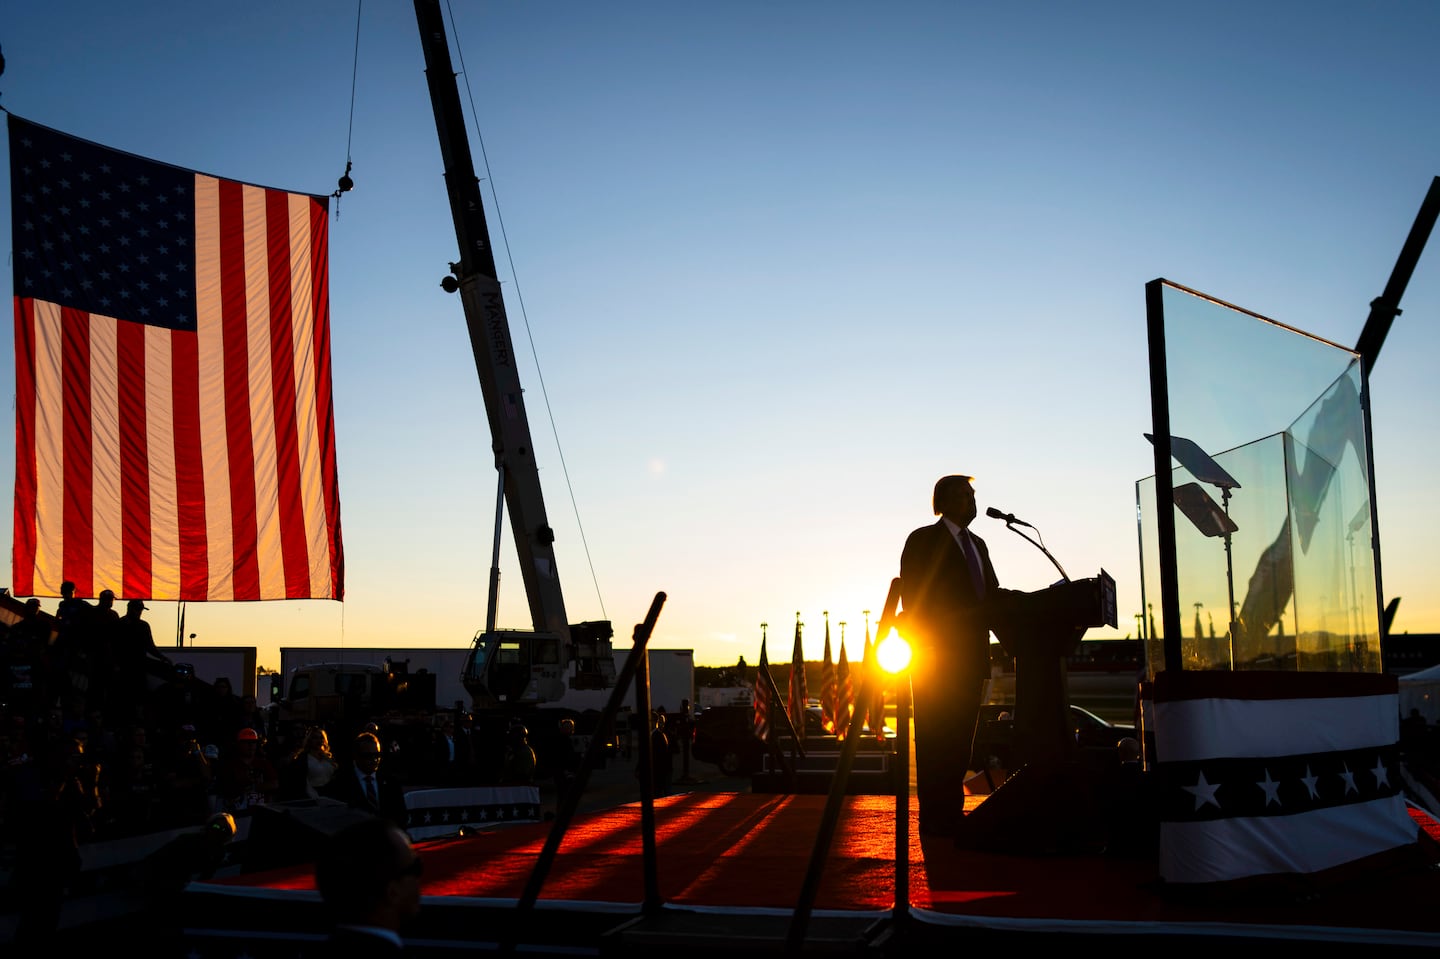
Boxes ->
[414,0,614,705]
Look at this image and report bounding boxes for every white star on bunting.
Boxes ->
[1256,769,1282,807]
[1301,765,1320,799]
[1183,771,1222,811]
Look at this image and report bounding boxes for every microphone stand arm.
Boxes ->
[1003,522,1070,583]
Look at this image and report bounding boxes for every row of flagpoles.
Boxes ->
[753,611,887,744]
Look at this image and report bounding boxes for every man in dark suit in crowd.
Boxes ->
[899,474,1000,837]
[314,816,423,957]
[323,731,409,831]
[428,718,471,785]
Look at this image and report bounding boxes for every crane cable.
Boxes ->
[443,0,608,622]
[332,0,363,217]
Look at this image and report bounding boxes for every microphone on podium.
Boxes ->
[985,506,1034,529]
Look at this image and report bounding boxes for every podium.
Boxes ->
[955,571,1117,853]
[992,573,1117,768]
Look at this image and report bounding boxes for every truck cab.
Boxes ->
[276,660,437,726]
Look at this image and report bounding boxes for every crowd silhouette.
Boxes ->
[0,585,617,944]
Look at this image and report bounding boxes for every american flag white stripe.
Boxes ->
[243,181,283,599]
[1161,796,1416,883]
[87,314,122,591]
[287,197,334,600]
[147,324,182,599]
[194,175,233,600]
[27,300,65,592]
[1156,693,1399,761]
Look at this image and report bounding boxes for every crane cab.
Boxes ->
[463,620,615,708]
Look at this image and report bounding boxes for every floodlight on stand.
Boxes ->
[877,628,912,674]
[1145,433,1241,489]
[1147,433,1243,668]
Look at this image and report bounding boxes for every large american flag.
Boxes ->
[8,116,343,601]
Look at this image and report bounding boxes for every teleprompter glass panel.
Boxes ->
[1138,283,1380,677]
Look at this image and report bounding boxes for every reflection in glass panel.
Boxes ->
[1286,365,1381,672]
[1156,286,1354,456]
[1138,284,1380,678]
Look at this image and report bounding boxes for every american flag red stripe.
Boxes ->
[221,176,261,598]
[12,306,37,591]
[9,116,344,601]
[116,316,151,596]
[62,308,96,588]
[173,312,207,599]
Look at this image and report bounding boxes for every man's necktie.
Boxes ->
[960,531,985,596]
[365,775,379,806]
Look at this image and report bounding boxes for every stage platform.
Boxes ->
[169,791,1440,956]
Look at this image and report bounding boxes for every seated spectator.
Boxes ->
[103,741,162,837]
[281,726,338,800]
[217,727,279,812]
[502,723,536,784]
[235,693,268,741]
[158,724,214,827]
[314,816,422,956]
[198,676,242,746]
[322,731,408,830]
[428,719,470,786]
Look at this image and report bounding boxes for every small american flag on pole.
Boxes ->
[753,629,771,742]
[7,116,343,601]
[820,613,837,735]
[860,619,886,738]
[835,630,853,739]
[788,614,807,742]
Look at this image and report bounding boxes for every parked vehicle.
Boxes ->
[691,705,820,776]
[690,704,894,776]
[969,703,1137,770]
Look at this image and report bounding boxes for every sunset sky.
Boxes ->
[2,1,1438,673]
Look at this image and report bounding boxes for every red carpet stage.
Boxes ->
[184,792,1440,954]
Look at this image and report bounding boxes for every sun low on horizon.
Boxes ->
[0,2,1437,677]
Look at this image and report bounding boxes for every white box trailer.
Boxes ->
[645,648,694,716]
[171,646,258,697]
[272,646,694,717]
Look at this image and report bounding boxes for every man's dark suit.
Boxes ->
[322,767,409,832]
[900,518,999,835]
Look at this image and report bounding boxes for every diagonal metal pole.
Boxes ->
[1352,177,1440,668]
[759,654,806,780]
[509,593,667,941]
[633,625,660,913]
[786,578,903,955]
[1355,176,1440,377]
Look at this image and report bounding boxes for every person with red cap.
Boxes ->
[217,725,278,811]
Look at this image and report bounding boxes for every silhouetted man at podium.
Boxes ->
[899,474,999,837]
